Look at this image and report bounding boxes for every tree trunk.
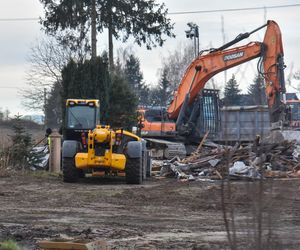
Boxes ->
[108,22,114,70]
[108,3,114,70]
[91,0,97,59]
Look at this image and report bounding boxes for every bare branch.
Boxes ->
[22,36,87,111]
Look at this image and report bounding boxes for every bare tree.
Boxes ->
[160,42,194,93]
[115,46,134,70]
[22,36,86,111]
[293,70,300,91]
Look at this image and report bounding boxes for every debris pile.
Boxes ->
[156,140,300,181]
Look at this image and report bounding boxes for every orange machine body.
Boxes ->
[141,20,287,139]
[168,20,284,122]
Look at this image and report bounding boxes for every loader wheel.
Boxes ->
[125,157,142,184]
[62,157,79,183]
[142,150,147,180]
[78,169,85,178]
[146,151,151,178]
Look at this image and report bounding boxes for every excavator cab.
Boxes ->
[138,107,177,138]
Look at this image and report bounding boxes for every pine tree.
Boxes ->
[0,109,3,121]
[45,81,63,128]
[124,55,149,105]
[61,56,137,128]
[124,55,143,92]
[146,69,172,107]
[9,115,33,169]
[61,56,110,123]
[223,74,241,106]
[158,68,172,107]
[40,0,175,64]
[106,73,138,129]
[247,74,267,105]
[147,88,160,106]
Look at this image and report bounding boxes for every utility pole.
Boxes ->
[221,16,227,84]
[263,6,267,24]
[185,22,199,58]
[43,88,47,125]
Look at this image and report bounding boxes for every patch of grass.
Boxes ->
[28,170,61,178]
[0,239,21,250]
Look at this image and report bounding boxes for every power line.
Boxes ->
[0,3,299,22]
[0,86,20,89]
[0,17,39,22]
[168,3,300,15]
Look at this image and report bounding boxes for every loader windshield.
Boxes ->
[66,105,97,129]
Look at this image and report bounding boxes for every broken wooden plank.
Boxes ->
[38,239,108,250]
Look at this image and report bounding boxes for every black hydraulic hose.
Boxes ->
[210,22,268,53]
[175,66,201,128]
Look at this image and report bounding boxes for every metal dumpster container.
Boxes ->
[219,105,270,142]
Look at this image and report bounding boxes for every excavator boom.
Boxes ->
[140,20,291,159]
[167,42,262,119]
[262,21,286,123]
[168,20,287,126]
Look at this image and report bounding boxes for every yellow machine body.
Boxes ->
[66,99,100,107]
[75,125,140,171]
[62,98,146,184]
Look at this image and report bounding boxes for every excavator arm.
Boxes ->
[168,20,287,127]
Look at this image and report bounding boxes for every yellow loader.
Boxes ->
[62,99,150,184]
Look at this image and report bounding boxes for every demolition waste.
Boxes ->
[152,135,300,182]
[27,132,300,182]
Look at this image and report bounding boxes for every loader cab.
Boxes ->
[64,99,100,142]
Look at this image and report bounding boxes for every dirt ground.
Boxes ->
[0,172,300,250]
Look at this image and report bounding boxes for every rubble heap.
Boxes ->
[157,140,300,181]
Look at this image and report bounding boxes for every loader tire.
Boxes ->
[62,157,79,183]
[146,151,151,177]
[125,157,142,184]
[142,150,147,180]
[78,169,85,178]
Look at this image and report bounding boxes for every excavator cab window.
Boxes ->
[195,89,220,138]
[202,96,216,129]
[145,108,167,122]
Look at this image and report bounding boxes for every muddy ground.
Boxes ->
[0,172,300,249]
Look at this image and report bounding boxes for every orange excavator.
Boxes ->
[138,20,290,158]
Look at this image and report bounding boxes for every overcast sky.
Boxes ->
[0,0,300,116]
